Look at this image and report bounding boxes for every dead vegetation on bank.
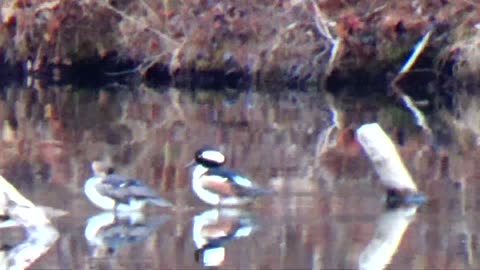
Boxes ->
[0,0,479,85]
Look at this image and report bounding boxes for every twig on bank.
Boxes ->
[169,41,186,76]
[311,0,334,43]
[104,67,141,76]
[364,4,387,20]
[138,52,169,75]
[310,0,341,86]
[392,28,434,133]
[393,28,433,85]
[99,0,180,49]
[35,0,61,14]
[325,37,342,77]
[104,52,169,76]
[139,0,161,23]
[269,22,300,63]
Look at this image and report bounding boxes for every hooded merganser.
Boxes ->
[84,161,172,211]
[187,148,274,206]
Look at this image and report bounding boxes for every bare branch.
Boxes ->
[394,28,434,83]
[311,0,335,43]
[325,38,342,77]
[392,28,434,133]
[99,0,180,49]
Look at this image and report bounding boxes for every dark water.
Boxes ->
[0,84,479,269]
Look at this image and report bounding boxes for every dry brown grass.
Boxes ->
[0,0,477,83]
[450,30,480,82]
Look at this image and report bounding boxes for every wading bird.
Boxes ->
[84,161,172,211]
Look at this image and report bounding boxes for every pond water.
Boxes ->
[0,84,479,269]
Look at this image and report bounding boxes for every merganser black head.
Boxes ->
[194,148,226,168]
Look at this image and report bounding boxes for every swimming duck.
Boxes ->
[187,148,274,206]
[84,161,172,211]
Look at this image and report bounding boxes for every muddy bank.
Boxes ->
[0,1,479,90]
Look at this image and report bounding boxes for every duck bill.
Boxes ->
[184,159,196,168]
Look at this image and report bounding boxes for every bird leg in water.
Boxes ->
[113,202,120,222]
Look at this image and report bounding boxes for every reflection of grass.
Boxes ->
[0,85,326,194]
[5,85,480,269]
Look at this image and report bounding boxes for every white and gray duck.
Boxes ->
[187,148,274,206]
[84,161,172,212]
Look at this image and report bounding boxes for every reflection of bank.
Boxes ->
[193,208,257,267]
[84,211,170,257]
[358,205,419,270]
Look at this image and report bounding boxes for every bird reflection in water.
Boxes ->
[193,208,257,267]
[84,211,170,257]
[359,202,422,270]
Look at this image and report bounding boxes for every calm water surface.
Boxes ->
[0,84,479,269]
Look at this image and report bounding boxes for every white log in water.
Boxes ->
[0,175,51,226]
[358,205,418,270]
[356,123,418,192]
[0,176,67,228]
[0,175,61,269]
[0,176,36,208]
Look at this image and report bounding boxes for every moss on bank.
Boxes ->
[0,0,479,90]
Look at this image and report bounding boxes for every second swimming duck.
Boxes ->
[187,148,274,206]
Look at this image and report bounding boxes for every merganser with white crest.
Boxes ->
[187,148,274,206]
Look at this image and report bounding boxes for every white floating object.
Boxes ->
[0,175,51,226]
[356,123,418,192]
[0,175,60,269]
[0,176,35,208]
